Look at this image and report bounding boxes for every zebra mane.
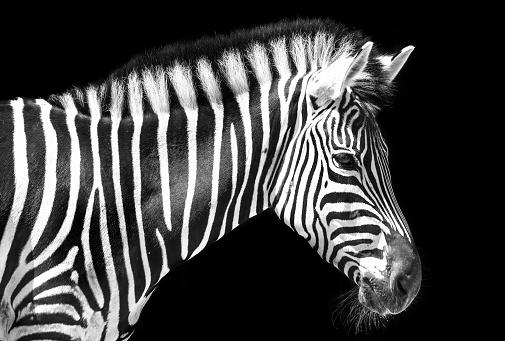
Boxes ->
[50,18,394,117]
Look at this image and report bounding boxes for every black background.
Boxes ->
[0,2,475,340]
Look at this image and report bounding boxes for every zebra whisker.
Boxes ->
[332,285,389,335]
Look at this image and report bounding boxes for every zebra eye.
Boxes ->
[333,153,356,169]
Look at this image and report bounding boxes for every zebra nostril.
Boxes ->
[395,274,409,297]
[387,233,422,307]
[390,258,422,301]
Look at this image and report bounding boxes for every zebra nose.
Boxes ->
[391,258,421,298]
[388,235,422,313]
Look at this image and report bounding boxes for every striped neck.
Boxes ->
[107,69,311,265]
[51,37,322,266]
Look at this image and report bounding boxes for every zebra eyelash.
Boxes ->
[332,151,360,170]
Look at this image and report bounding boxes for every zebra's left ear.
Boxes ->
[307,41,373,107]
[379,45,415,82]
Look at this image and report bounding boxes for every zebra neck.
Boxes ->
[132,77,304,265]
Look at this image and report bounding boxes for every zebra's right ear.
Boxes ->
[307,41,373,107]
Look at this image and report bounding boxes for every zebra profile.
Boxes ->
[0,18,421,340]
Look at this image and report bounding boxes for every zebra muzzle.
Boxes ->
[358,234,422,315]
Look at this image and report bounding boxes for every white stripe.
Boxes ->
[232,93,252,227]
[155,228,170,277]
[247,44,272,85]
[0,98,28,283]
[250,83,271,214]
[313,213,326,260]
[157,113,172,231]
[303,151,322,249]
[81,182,103,308]
[290,35,308,73]
[181,106,198,259]
[355,117,363,151]
[271,38,291,78]
[192,60,223,257]
[33,97,80,267]
[9,323,88,340]
[288,137,309,228]
[220,50,248,95]
[168,63,198,260]
[33,285,74,300]
[284,72,305,135]
[143,68,172,232]
[219,124,238,239]
[196,58,222,104]
[18,303,81,321]
[22,100,57,259]
[81,89,104,309]
[192,101,224,257]
[88,88,120,340]
[345,110,358,148]
[291,141,311,241]
[109,83,138,325]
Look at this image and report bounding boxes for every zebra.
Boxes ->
[0,18,421,340]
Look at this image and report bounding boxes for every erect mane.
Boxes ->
[49,18,393,117]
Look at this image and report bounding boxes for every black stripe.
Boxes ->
[289,139,310,229]
[255,79,280,208]
[346,264,360,282]
[311,161,325,252]
[336,256,357,273]
[330,224,381,240]
[320,192,369,210]
[72,111,99,311]
[223,93,247,231]
[240,85,263,218]
[89,189,108,309]
[0,102,15,295]
[117,115,146,302]
[207,105,233,244]
[188,101,214,253]
[325,209,380,225]
[99,115,130,329]
[300,139,316,242]
[347,248,384,259]
[330,238,373,264]
[267,124,292,201]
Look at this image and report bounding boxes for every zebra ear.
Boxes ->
[307,41,373,106]
[380,45,415,82]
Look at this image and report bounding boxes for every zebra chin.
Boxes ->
[356,233,422,316]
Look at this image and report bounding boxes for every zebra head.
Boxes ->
[272,41,421,316]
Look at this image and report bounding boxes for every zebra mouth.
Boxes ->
[358,277,390,315]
